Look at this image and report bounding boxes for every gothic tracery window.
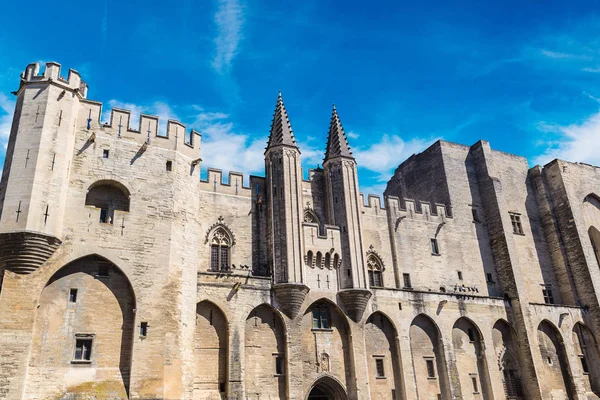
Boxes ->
[210,227,232,272]
[367,253,384,287]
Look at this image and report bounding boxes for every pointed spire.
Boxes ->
[266,91,298,151]
[324,104,354,162]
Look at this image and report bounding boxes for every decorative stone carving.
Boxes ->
[320,352,330,372]
[205,216,236,245]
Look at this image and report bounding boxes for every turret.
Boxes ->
[265,92,309,318]
[0,62,84,273]
[323,105,371,321]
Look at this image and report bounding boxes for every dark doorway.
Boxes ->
[307,377,347,400]
[308,386,331,399]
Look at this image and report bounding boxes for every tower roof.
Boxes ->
[324,105,354,162]
[266,92,298,151]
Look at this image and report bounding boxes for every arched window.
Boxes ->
[306,251,314,267]
[333,253,340,269]
[367,253,384,287]
[304,209,319,224]
[85,180,130,224]
[590,227,600,268]
[210,227,232,272]
[324,253,331,269]
[316,252,323,269]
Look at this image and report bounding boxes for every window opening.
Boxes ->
[69,288,78,303]
[403,273,412,289]
[367,254,384,287]
[471,376,479,393]
[166,160,172,171]
[74,338,93,361]
[426,359,436,378]
[431,238,440,255]
[542,286,554,304]
[102,149,109,158]
[510,213,524,234]
[312,306,330,329]
[457,270,463,280]
[210,227,232,272]
[140,322,148,337]
[99,208,109,223]
[375,358,385,378]
[472,208,480,222]
[486,273,494,283]
[275,355,284,375]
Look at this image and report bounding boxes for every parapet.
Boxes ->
[199,168,265,198]
[384,195,453,220]
[20,62,88,97]
[76,102,202,159]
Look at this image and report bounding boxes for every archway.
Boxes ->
[195,301,228,398]
[24,255,135,399]
[245,304,286,399]
[307,376,348,400]
[365,312,403,399]
[409,314,451,400]
[302,299,353,394]
[573,323,600,396]
[85,179,130,223]
[589,226,600,268]
[537,320,574,400]
[492,320,524,399]
[452,317,492,399]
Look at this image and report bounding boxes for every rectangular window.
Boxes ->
[69,288,78,303]
[431,238,440,255]
[102,149,109,158]
[486,273,494,283]
[472,208,480,222]
[74,338,93,361]
[220,246,229,271]
[426,359,435,378]
[542,287,554,304]
[373,271,382,287]
[312,308,330,329]
[140,322,148,337]
[375,358,385,378]
[510,213,524,234]
[210,245,219,271]
[368,270,374,287]
[219,382,225,393]
[403,273,412,289]
[457,271,463,280]
[99,208,108,223]
[275,355,284,375]
[166,160,172,171]
[472,375,479,393]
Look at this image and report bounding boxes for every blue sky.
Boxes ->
[1,1,600,195]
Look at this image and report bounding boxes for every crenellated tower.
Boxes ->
[323,105,371,321]
[0,62,86,274]
[265,92,309,318]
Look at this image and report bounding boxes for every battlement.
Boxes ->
[20,62,88,97]
[76,101,202,159]
[199,168,265,198]
[369,195,453,221]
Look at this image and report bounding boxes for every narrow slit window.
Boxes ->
[140,322,148,337]
[426,359,436,378]
[431,238,440,255]
[403,273,412,289]
[472,208,480,222]
[166,160,172,171]
[275,355,284,375]
[69,288,78,303]
[581,356,589,374]
[457,271,463,280]
[486,273,494,283]
[472,376,479,393]
[375,358,385,378]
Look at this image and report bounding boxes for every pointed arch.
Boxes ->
[302,299,353,394]
[304,209,320,224]
[537,320,574,399]
[492,319,524,399]
[409,314,451,400]
[24,255,135,399]
[584,193,600,211]
[325,252,331,269]
[452,317,492,399]
[366,251,384,288]
[365,312,404,399]
[316,252,323,269]
[205,218,235,272]
[195,300,229,398]
[245,304,286,399]
[306,375,348,400]
[572,322,600,395]
[306,250,314,268]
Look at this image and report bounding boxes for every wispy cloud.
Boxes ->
[0,93,15,150]
[533,111,600,167]
[212,0,245,74]
[539,49,588,60]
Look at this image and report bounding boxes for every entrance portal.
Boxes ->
[307,376,347,400]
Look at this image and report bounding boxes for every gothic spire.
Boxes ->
[266,91,298,151]
[324,104,354,162]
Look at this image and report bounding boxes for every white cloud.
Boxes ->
[212,0,245,74]
[0,93,16,150]
[533,111,600,166]
[539,49,586,60]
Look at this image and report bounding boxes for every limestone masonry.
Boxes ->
[1,61,600,400]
